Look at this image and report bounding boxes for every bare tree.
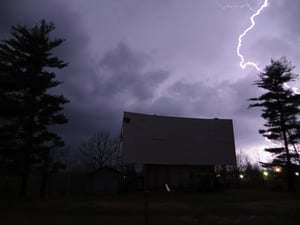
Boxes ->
[236,151,252,173]
[79,131,121,171]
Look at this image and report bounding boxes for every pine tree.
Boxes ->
[0,20,69,197]
[249,57,300,190]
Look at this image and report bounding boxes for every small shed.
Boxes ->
[89,167,120,194]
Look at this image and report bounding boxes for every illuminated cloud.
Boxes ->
[1,0,300,160]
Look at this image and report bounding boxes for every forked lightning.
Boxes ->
[236,0,269,71]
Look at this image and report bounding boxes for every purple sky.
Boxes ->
[2,0,300,162]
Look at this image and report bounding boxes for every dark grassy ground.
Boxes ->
[1,189,300,225]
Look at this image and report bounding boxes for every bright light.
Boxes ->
[239,174,244,179]
[295,172,299,176]
[274,167,282,173]
[263,171,269,176]
[236,0,269,71]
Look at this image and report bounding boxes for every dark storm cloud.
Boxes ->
[58,42,170,146]
[0,0,172,147]
[0,1,13,34]
[0,0,101,146]
[164,77,254,117]
[251,38,292,59]
[131,70,258,118]
[96,42,169,101]
[135,72,265,150]
[244,1,300,71]
[269,1,300,69]
[270,1,300,38]
[0,0,78,34]
[3,0,300,159]
[0,0,91,102]
[58,104,124,145]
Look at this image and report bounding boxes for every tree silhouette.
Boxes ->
[80,131,121,171]
[0,20,69,197]
[249,58,300,190]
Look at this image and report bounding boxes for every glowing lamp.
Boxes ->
[295,172,299,176]
[263,171,268,176]
[274,167,282,173]
[239,174,244,179]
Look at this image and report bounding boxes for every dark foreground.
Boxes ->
[1,189,300,225]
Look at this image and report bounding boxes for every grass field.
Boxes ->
[1,189,300,225]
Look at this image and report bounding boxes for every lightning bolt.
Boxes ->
[234,1,299,93]
[217,2,255,12]
[237,0,269,71]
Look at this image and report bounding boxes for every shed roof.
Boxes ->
[122,112,236,166]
